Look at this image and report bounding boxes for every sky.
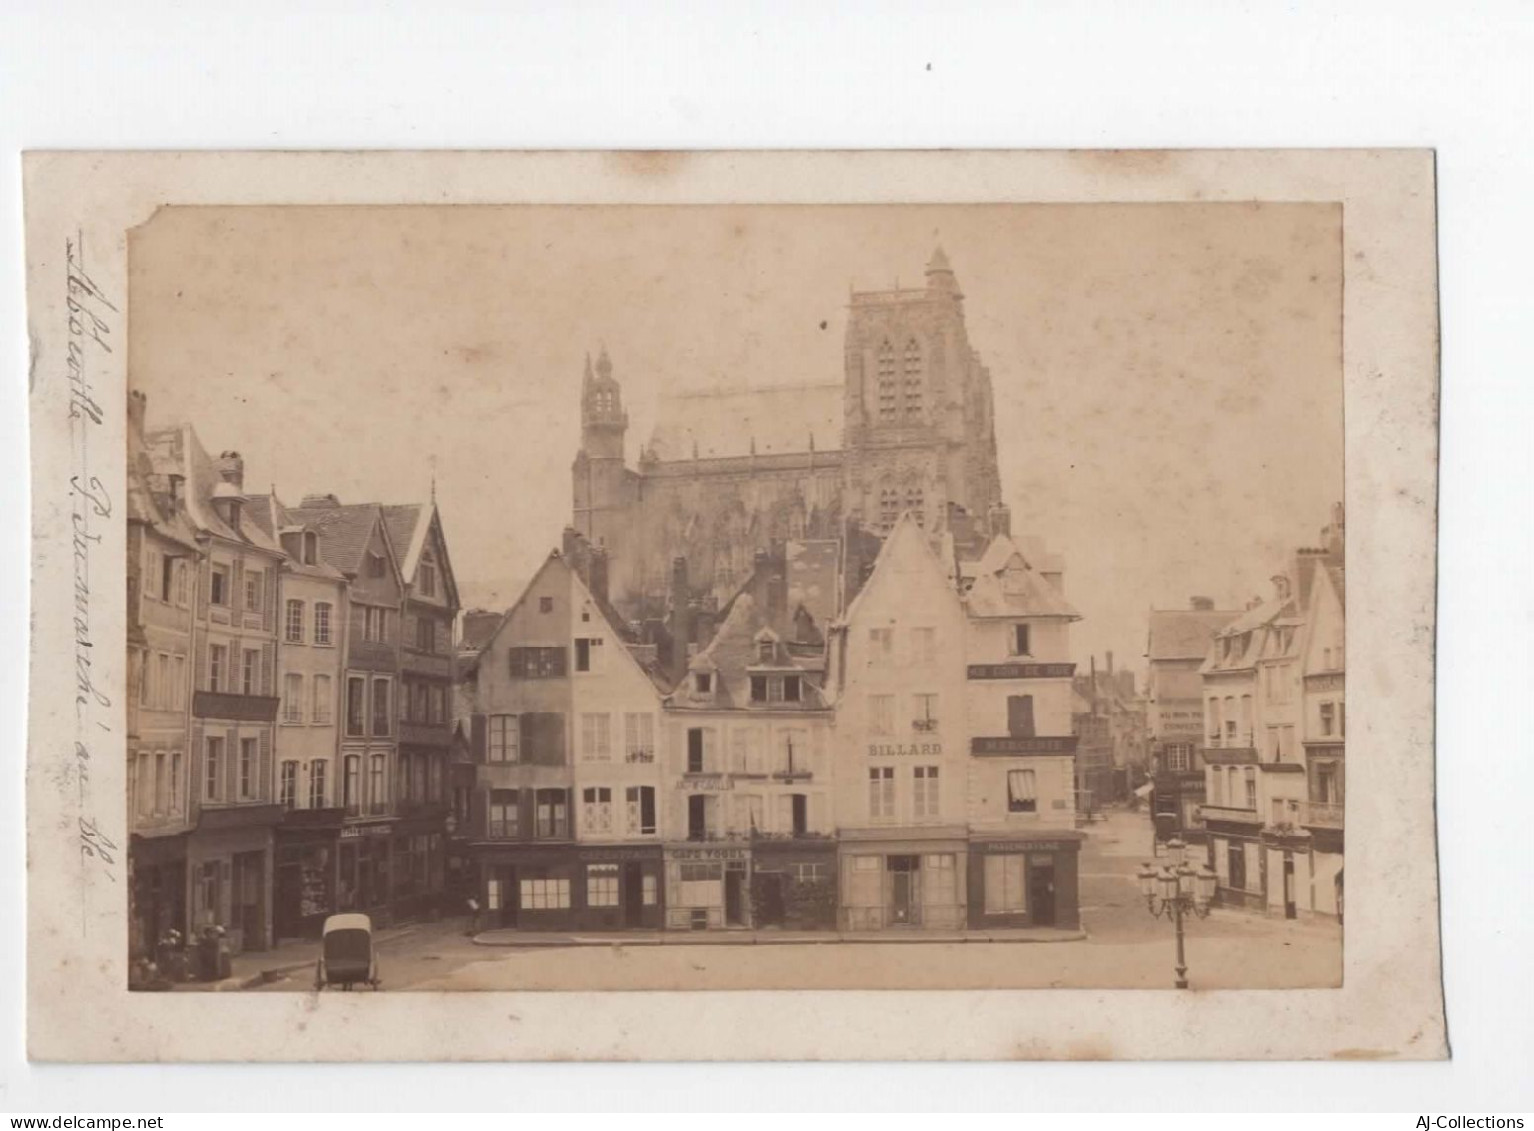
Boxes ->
[128,203,1342,678]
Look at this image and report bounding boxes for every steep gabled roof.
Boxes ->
[381,502,461,608]
[963,534,1080,620]
[283,500,396,580]
[838,512,963,629]
[669,593,831,711]
[145,424,282,555]
[1147,608,1240,661]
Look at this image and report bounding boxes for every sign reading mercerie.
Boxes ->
[970,735,1079,755]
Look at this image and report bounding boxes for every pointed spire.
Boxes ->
[927,245,952,273]
[595,342,613,380]
[582,351,594,390]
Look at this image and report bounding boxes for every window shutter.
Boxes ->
[470,783,489,839]
[470,713,487,763]
[231,559,245,613]
[225,727,238,800]
[197,560,210,618]
[261,642,274,695]
[551,647,567,677]
[259,727,272,802]
[193,633,208,694]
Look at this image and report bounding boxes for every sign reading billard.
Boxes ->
[966,662,1076,680]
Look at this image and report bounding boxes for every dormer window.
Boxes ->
[750,675,769,703]
[303,531,318,566]
[367,552,386,578]
[1013,623,1031,656]
[758,640,775,664]
[694,672,712,695]
[783,675,802,703]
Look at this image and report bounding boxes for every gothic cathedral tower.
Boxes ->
[842,248,1003,537]
[571,345,634,566]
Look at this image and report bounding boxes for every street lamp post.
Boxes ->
[1137,836,1218,989]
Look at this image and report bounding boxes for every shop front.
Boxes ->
[837,827,968,931]
[473,841,664,932]
[273,809,343,941]
[664,842,752,930]
[390,812,449,923]
[128,831,188,959]
[337,817,396,922]
[188,804,282,953]
[749,836,838,930]
[965,832,1084,930]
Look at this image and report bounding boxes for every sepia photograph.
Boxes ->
[23,149,1441,1063]
[120,201,1346,993]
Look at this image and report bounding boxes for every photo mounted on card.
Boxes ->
[25,149,1442,1061]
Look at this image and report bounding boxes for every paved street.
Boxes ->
[248,808,1340,993]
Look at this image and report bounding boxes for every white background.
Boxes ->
[1,0,1529,1114]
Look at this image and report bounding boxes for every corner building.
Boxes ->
[465,551,669,931]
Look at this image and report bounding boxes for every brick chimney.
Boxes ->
[588,545,610,605]
[1190,596,1215,611]
[216,451,245,491]
[987,501,1012,538]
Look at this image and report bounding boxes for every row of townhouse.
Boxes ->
[1144,504,1345,921]
[457,513,1087,934]
[125,393,461,959]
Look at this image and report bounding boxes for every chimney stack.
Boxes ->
[216,451,245,491]
[128,390,148,438]
[588,545,609,605]
[987,501,1012,539]
[1106,649,1114,674]
[1190,596,1214,611]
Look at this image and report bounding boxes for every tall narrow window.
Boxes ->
[372,678,391,736]
[245,570,264,612]
[876,340,897,422]
[878,487,899,531]
[905,487,925,527]
[239,737,257,799]
[581,713,612,761]
[488,714,519,763]
[869,694,895,737]
[581,787,614,834]
[285,599,305,643]
[369,754,387,815]
[312,674,332,724]
[343,755,361,815]
[626,786,657,835]
[241,649,258,696]
[1013,623,1032,656]
[913,765,940,818]
[868,766,895,819]
[208,644,226,693]
[210,565,229,606]
[902,339,923,417]
[488,790,519,838]
[535,789,569,838]
[419,552,437,598]
[280,761,299,809]
[313,602,332,645]
[283,672,303,723]
[309,760,327,809]
[170,750,183,814]
[1007,694,1036,738]
[345,677,365,736]
[1007,768,1038,813]
[205,737,223,802]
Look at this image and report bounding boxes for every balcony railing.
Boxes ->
[1302,800,1344,828]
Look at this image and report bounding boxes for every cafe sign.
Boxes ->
[669,845,749,862]
[967,662,1076,680]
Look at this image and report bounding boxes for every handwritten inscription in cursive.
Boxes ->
[65,232,119,902]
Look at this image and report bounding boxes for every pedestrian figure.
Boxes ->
[466,896,481,937]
